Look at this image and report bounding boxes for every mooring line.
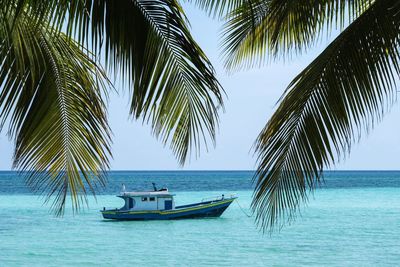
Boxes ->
[235,199,252,218]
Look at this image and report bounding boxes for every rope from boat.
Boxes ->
[235,199,252,218]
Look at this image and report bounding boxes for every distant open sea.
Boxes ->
[1,171,400,266]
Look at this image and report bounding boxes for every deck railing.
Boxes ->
[201,193,236,202]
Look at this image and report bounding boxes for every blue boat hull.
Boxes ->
[101,198,236,220]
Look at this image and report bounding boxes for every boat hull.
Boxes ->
[101,198,236,220]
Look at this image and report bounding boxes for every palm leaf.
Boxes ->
[221,0,268,70]
[64,0,224,164]
[8,0,224,164]
[221,0,371,70]
[253,0,400,231]
[0,9,111,214]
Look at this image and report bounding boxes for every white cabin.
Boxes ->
[119,189,175,211]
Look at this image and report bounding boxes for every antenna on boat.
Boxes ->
[152,182,157,191]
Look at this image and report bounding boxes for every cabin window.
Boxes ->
[142,197,148,201]
[149,197,155,201]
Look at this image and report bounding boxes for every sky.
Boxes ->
[0,4,400,170]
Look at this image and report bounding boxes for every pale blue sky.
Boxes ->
[0,4,399,170]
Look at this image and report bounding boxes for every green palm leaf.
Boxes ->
[63,0,224,164]
[0,9,111,214]
[253,0,400,231]
[221,0,371,70]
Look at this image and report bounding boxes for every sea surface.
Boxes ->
[0,171,400,266]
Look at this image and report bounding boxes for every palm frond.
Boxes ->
[221,0,268,70]
[0,10,111,214]
[265,0,371,55]
[64,0,224,164]
[253,0,400,231]
[4,0,224,165]
[221,0,371,70]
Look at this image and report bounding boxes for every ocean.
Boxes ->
[0,171,399,266]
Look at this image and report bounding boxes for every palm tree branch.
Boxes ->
[221,0,372,70]
[0,10,111,214]
[4,0,224,164]
[71,0,224,164]
[253,0,400,231]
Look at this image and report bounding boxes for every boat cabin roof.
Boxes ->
[119,190,174,198]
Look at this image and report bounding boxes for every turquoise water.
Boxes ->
[1,172,400,266]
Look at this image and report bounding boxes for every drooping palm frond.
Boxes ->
[262,0,371,55]
[221,0,268,70]
[60,0,224,164]
[0,8,111,214]
[253,0,400,231]
[221,0,371,70]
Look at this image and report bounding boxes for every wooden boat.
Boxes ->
[101,184,236,220]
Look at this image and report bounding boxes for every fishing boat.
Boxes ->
[101,183,237,220]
